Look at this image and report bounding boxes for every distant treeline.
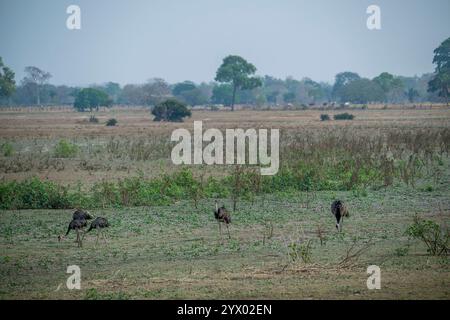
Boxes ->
[0,72,444,108]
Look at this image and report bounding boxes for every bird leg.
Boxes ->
[102,230,108,244]
[96,229,100,246]
[218,221,223,242]
[226,224,231,239]
[76,230,82,248]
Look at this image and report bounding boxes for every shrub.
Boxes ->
[152,99,191,122]
[1,142,14,157]
[106,118,118,126]
[89,115,99,123]
[287,240,313,263]
[405,215,449,256]
[334,113,355,120]
[54,139,79,158]
[320,114,330,121]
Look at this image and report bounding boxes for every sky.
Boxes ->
[0,0,449,86]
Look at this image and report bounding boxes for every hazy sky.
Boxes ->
[1,0,449,86]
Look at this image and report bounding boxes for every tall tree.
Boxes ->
[428,37,450,105]
[215,55,262,111]
[332,72,361,101]
[0,57,16,103]
[74,88,112,112]
[23,66,52,105]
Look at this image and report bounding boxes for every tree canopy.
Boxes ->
[74,88,112,112]
[428,37,450,105]
[0,57,16,100]
[215,55,262,110]
[23,66,52,105]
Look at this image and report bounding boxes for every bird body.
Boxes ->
[214,201,231,239]
[87,217,109,232]
[59,218,87,247]
[331,200,349,232]
[73,209,93,221]
[65,218,87,236]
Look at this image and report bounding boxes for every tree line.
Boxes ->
[1,37,449,109]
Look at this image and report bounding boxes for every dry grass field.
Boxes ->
[0,105,449,299]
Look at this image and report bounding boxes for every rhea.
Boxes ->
[86,217,110,245]
[331,200,350,232]
[214,200,231,239]
[58,218,87,247]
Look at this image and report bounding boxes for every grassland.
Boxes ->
[0,105,449,299]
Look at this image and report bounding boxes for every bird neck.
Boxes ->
[215,201,218,212]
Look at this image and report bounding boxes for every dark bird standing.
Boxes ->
[331,200,350,232]
[58,218,87,247]
[86,217,110,245]
[214,200,231,239]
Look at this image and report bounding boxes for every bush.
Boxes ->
[320,114,330,121]
[334,113,355,120]
[405,215,449,256]
[152,99,191,122]
[0,178,71,209]
[1,142,14,157]
[106,118,118,126]
[89,115,99,123]
[54,139,79,158]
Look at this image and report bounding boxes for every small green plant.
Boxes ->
[405,215,449,256]
[1,142,14,157]
[106,118,118,126]
[287,240,313,263]
[54,139,79,158]
[394,246,409,257]
[320,114,330,121]
[334,113,355,120]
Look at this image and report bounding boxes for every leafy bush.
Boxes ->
[320,114,330,121]
[0,178,71,209]
[106,118,118,126]
[1,142,14,157]
[54,139,79,158]
[287,240,313,263]
[334,113,355,120]
[405,215,449,256]
[152,99,191,122]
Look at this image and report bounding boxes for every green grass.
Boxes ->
[0,181,448,299]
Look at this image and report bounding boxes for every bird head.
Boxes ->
[58,235,64,242]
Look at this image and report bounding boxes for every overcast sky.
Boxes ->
[1,0,449,86]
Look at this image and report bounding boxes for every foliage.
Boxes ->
[1,142,14,157]
[334,113,354,120]
[215,55,262,110]
[74,88,112,112]
[332,72,360,100]
[152,99,191,122]
[54,139,79,158]
[320,114,330,121]
[405,215,449,256]
[106,118,118,126]
[428,37,450,104]
[0,57,16,99]
[23,66,52,105]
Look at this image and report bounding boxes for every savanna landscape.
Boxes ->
[0,0,449,302]
[0,105,449,299]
